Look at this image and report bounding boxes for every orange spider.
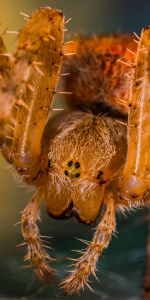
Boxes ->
[0,6,149,298]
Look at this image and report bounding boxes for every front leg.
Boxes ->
[62,189,115,295]
[12,8,64,170]
[119,27,150,201]
[0,7,64,176]
[117,26,150,300]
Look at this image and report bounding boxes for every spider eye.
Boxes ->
[48,159,52,168]
[65,170,68,176]
[75,173,80,178]
[95,170,103,179]
[75,162,80,168]
[68,161,73,167]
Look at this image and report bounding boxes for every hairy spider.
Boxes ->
[0,6,150,297]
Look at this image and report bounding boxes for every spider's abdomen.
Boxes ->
[42,111,127,223]
[62,34,137,116]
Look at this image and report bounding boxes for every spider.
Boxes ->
[0,6,150,297]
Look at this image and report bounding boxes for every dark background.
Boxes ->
[0,0,150,299]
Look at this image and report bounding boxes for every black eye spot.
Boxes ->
[48,159,52,168]
[65,170,68,176]
[75,162,80,168]
[97,174,100,179]
[99,171,103,175]
[68,161,73,167]
[75,173,80,178]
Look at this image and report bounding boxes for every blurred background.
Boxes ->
[0,0,150,299]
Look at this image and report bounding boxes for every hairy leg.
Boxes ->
[62,189,115,295]
[0,8,64,178]
[119,27,150,200]
[22,187,55,281]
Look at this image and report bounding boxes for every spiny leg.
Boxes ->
[118,27,150,201]
[0,25,32,122]
[0,8,63,123]
[12,8,64,169]
[0,7,64,173]
[0,33,16,162]
[62,189,116,295]
[116,27,150,298]
[22,187,55,281]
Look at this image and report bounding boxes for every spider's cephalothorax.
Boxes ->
[0,6,150,297]
[42,111,127,223]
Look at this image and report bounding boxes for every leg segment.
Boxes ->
[12,8,64,169]
[0,33,16,163]
[22,187,55,281]
[0,8,64,176]
[120,27,150,200]
[62,189,115,295]
[0,8,65,188]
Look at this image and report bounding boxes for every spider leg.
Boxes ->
[12,8,64,170]
[62,189,115,295]
[116,27,150,299]
[0,8,64,174]
[119,27,150,202]
[0,34,16,162]
[22,187,56,281]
